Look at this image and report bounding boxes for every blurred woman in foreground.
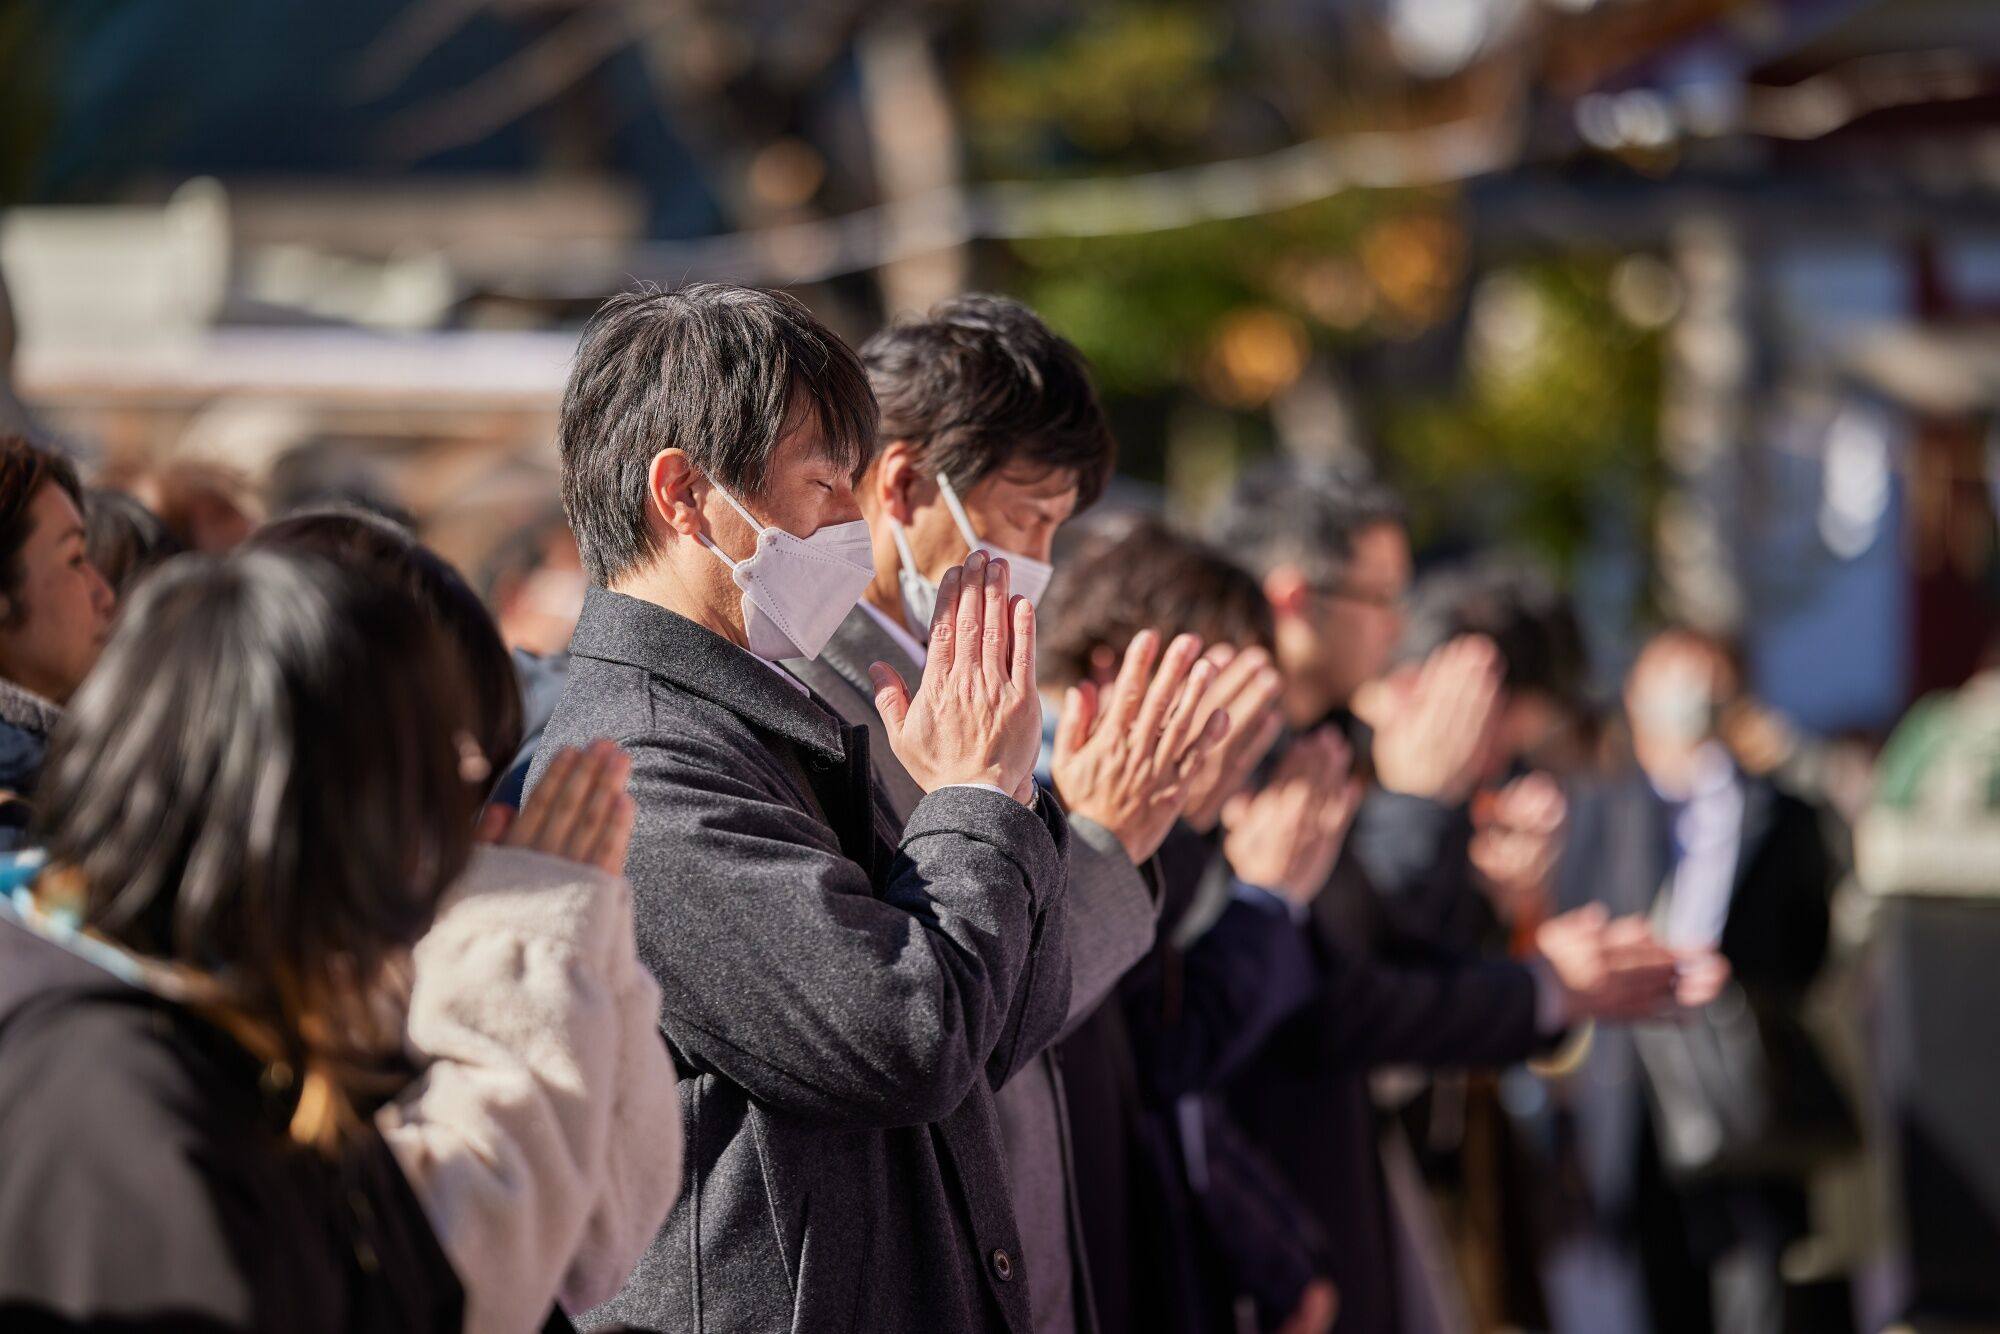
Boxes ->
[0,551,477,1331]
[0,544,678,1333]
[248,507,682,1334]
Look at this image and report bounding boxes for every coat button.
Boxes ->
[991,1248,1013,1282]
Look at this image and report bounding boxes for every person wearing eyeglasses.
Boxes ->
[1208,460,1722,1334]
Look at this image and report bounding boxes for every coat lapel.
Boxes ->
[569,585,848,766]
[1718,773,1777,945]
[1733,775,1777,880]
[817,604,920,703]
[1609,774,1670,918]
[785,608,928,821]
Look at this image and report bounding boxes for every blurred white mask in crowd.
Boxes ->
[699,483,875,662]
[1631,658,1719,744]
[891,473,1056,632]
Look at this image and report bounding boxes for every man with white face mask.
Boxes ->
[787,294,1224,1334]
[1546,628,1835,1334]
[531,284,1075,1334]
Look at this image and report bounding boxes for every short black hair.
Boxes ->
[83,487,184,598]
[558,283,877,586]
[1400,563,1589,705]
[34,549,478,1071]
[247,508,524,785]
[1038,514,1273,690]
[0,436,83,629]
[1211,457,1405,587]
[861,293,1115,509]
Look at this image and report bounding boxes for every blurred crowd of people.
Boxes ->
[0,283,1898,1334]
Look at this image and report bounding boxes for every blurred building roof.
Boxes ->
[19,327,574,409]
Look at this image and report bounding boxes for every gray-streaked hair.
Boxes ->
[558,283,877,585]
[861,293,1115,508]
[1210,457,1405,587]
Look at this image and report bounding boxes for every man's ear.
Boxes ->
[647,449,705,540]
[874,441,928,526]
[1263,563,1311,619]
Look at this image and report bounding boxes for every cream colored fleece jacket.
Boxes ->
[376,844,682,1334]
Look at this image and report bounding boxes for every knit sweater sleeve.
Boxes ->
[375,844,682,1334]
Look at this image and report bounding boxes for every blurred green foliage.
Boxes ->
[1005,193,1401,396]
[965,7,1225,167]
[1383,259,1663,565]
[957,3,1663,571]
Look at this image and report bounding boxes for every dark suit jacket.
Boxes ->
[1554,766,1834,1225]
[536,588,1072,1334]
[1348,788,1496,955]
[789,606,1160,1334]
[0,916,463,1334]
[1065,824,1322,1334]
[1225,844,1548,1334]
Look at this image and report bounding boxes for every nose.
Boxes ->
[828,477,865,525]
[86,560,115,622]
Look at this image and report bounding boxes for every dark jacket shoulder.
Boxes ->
[0,920,461,1334]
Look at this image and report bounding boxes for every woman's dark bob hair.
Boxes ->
[30,549,480,1047]
[247,507,524,785]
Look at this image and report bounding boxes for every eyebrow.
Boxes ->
[1020,493,1076,517]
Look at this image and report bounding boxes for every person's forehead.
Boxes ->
[773,412,844,469]
[1348,521,1410,577]
[32,482,84,536]
[979,462,1078,504]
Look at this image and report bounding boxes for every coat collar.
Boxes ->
[1735,771,1777,873]
[0,676,61,744]
[569,584,848,763]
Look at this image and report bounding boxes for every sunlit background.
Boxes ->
[3,0,1997,733]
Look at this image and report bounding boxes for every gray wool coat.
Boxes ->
[788,606,1161,1334]
[531,587,1073,1334]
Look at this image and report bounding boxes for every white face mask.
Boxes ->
[1632,662,1718,744]
[890,473,1056,632]
[699,482,875,662]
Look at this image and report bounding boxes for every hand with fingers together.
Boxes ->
[868,549,1044,803]
[1178,643,1287,835]
[479,738,636,877]
[1368,635,1503,804]
[1534,904,1731,1025]
[1220,729,1364,909]
[1050,629,1230,864]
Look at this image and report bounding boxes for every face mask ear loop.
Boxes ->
[888,516,925,579]
[935,473,985,552]
[699,480,766,570]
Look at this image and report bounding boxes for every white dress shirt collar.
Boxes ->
[1653,742,1746,950]
[859,596,928,671]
